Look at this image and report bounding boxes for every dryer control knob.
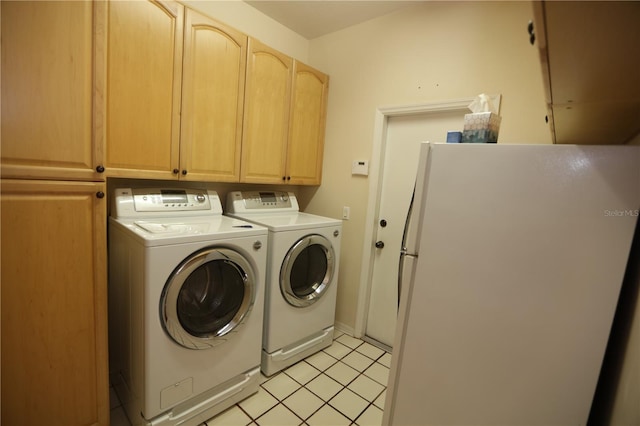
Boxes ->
[253,241,263,250]
[196,194,206,203]
[334,230,340,238]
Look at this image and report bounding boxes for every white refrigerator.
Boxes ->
[384,143,640,425]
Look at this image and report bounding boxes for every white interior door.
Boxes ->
[364,111,465,348]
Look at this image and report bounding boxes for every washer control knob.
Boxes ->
[334,230,340,238]
[196,194,206,203]
[253,241,263,251]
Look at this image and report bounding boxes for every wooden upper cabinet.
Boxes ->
[533,1,640,145]
[106,2,248,181]
[180,9,247,182]
[1,179,109,426]
[241,38,293,184]
[0,1,105,181]
[287,61,329,185]
[241,39,329,185]
[105,0,183,179]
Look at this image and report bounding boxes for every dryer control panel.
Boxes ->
[227,191,299,213]
[112,188,222,218]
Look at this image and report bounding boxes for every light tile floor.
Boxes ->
[110,331,390,426]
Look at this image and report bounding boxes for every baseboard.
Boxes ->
[334,321,356,337]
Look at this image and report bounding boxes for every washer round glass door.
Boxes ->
[161,247,255,349]
[280,234,335,307]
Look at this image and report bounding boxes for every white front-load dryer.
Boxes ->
[226,191,342,376]
[108,188,267,426]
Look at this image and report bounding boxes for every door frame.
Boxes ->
[354,96,501,341]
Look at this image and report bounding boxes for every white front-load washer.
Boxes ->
[226,191,342,376]
[108,188,267,426]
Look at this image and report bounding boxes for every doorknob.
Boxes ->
[375,241,385,249]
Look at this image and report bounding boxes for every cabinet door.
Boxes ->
[287,61,329,185]
[105,0,183,179]
[1,180,109,426]
[241,38,293,184]
[180,9,247,182]
[0,1,105,181]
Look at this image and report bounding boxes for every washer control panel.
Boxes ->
[227,191,298,213]
[132,188,211,211]
[113,188,222,218]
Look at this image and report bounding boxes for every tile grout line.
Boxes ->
[252,337,387,425]
[204,333,390,426]
[321,337,389,425]
[113,333,390,426]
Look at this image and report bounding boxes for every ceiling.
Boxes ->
[244,1,417,39]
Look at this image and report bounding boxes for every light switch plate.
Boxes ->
[342,206,350,220]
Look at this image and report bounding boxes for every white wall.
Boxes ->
[299,1,552,330]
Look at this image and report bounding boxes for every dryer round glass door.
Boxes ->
[161,247,255,349]
[280,234,335,307]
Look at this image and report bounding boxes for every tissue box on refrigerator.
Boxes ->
[462,112,501,143]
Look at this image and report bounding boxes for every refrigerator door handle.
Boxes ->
[397,254,405,309]
[398,252,417,308]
